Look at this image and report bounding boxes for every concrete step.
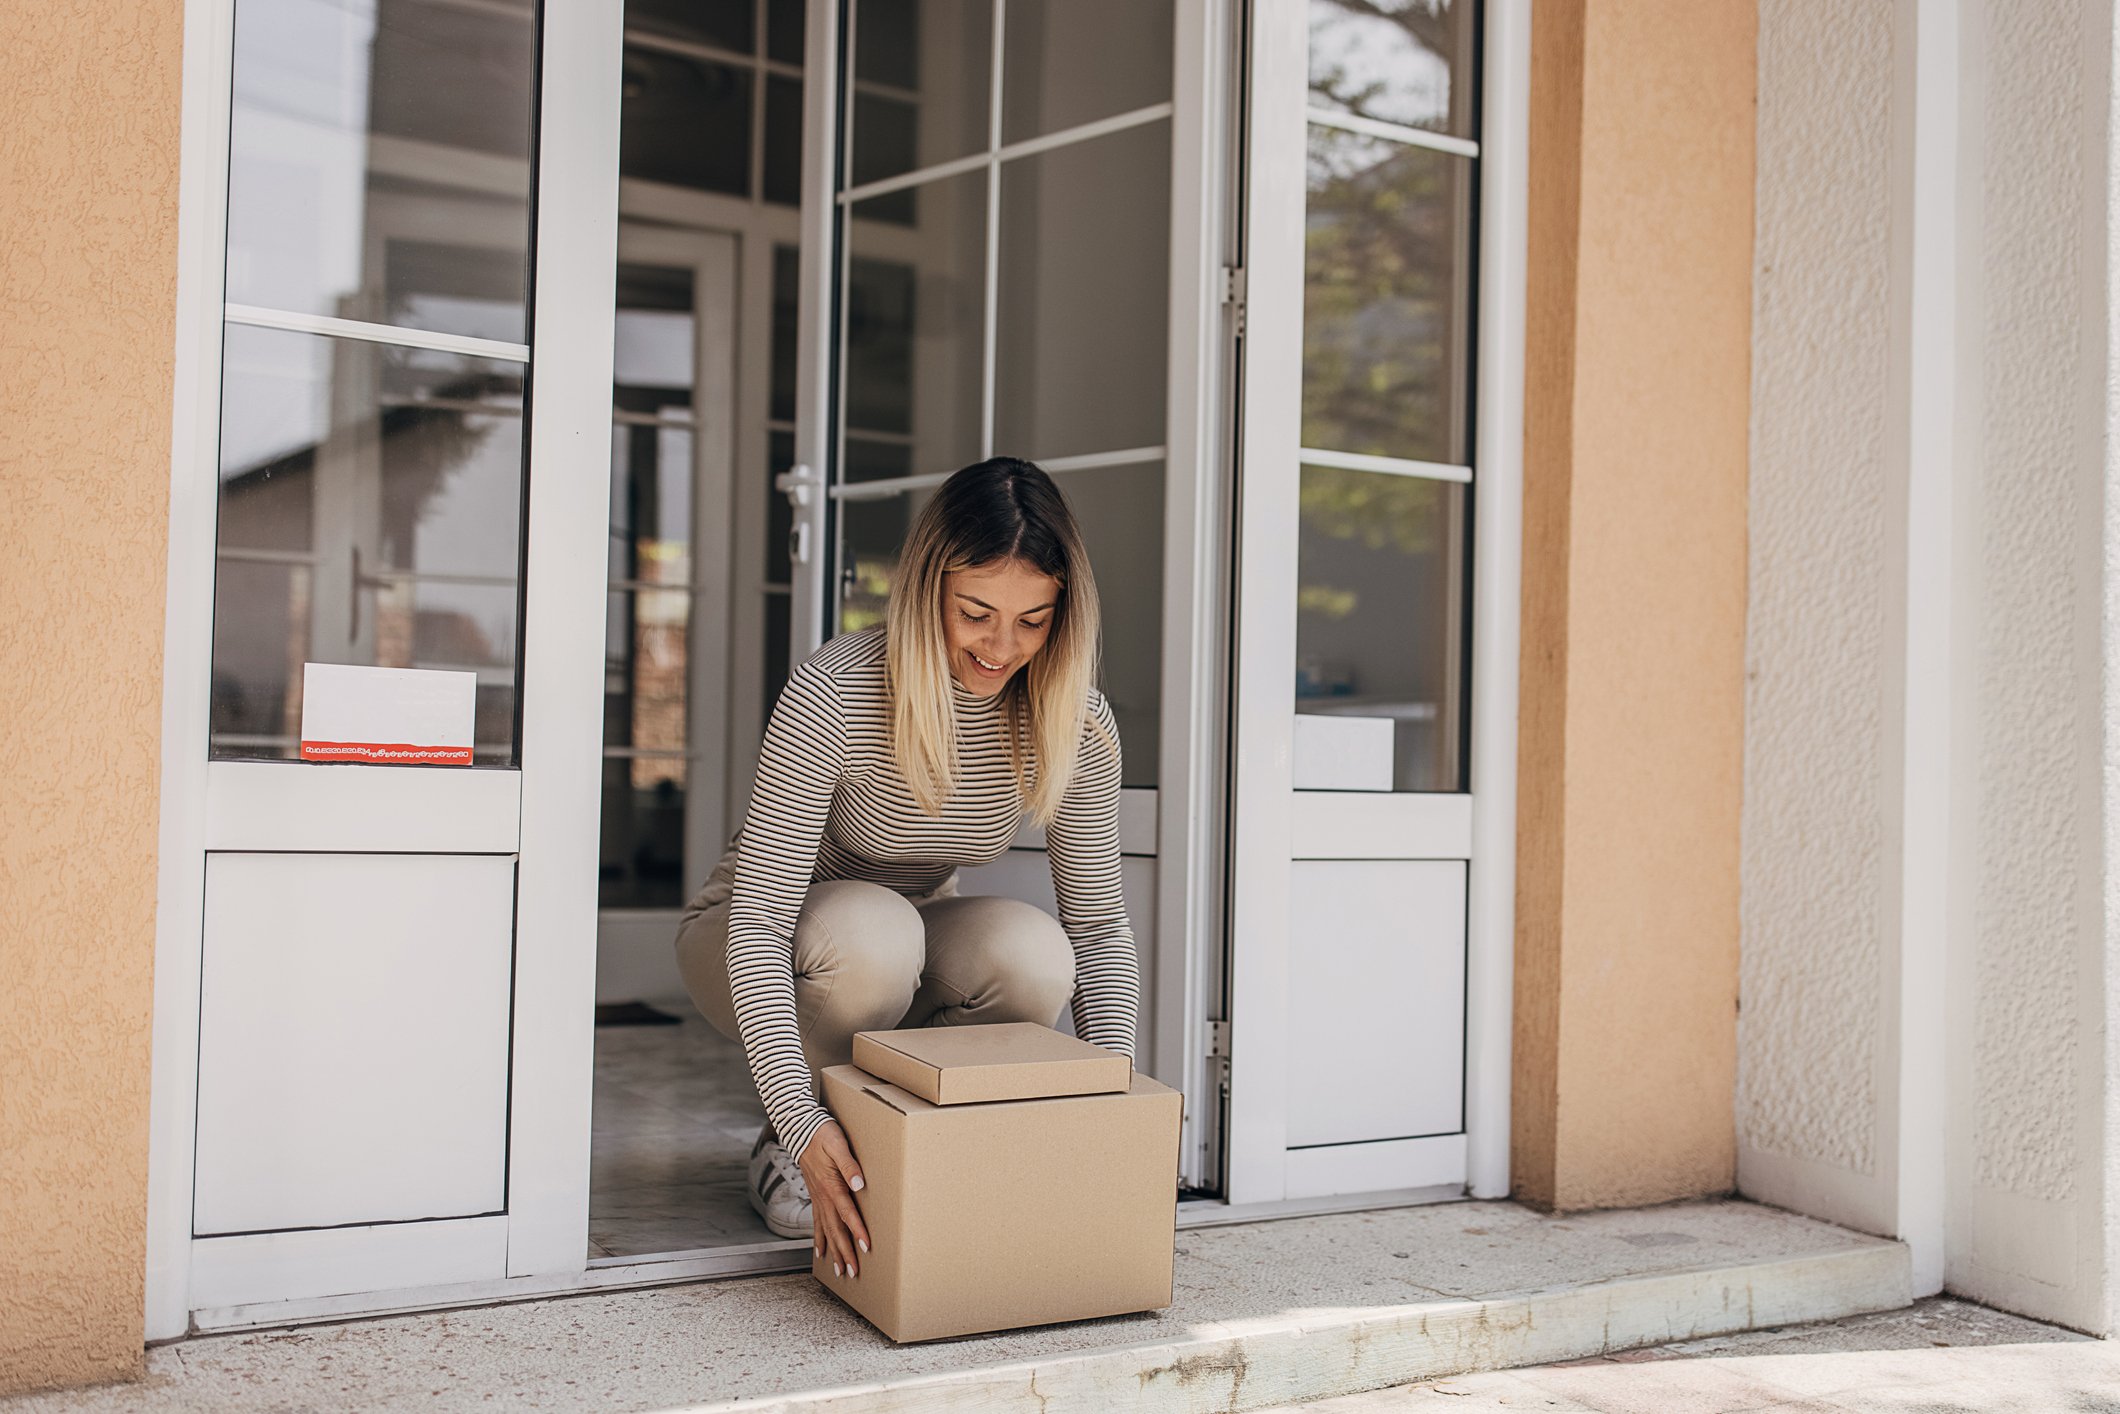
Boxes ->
[709,1211,1909,1412]
[1,1198,1909,1414]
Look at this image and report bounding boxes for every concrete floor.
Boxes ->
[2,1197,1906,1413]
[1273,1297,2116,1413]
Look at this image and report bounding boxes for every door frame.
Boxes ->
[1221,0,1529,1205]
[144,0,1524,1337]
[595,224,740,999]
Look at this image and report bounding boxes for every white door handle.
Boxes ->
[774,461,820,508]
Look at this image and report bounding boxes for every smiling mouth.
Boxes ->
[969,652,1008,675]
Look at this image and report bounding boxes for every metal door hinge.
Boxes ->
[1207,1018,1232,1092]
[1220,266,1247,338]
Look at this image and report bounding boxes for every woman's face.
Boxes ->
[941,558,1060,696]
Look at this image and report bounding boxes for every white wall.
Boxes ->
[1949,0,2112,1332]
[1739,0,1898,1239]
[1742,0,2120,1334]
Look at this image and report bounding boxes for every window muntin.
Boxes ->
[829,0,1175,789]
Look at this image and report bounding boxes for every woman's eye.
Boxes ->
[960,611,990,624]
[1022,620,1048,631]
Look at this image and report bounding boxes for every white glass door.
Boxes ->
[171,0,623,1319]
[782,0,1227,1186]
[1225,0,1511,1204]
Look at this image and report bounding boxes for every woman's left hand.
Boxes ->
[800,1120,871,1277]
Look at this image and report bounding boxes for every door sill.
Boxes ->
[189,1187,1468,1334]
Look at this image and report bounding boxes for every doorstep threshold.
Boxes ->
[102,1198,1910,1414]
[187,1188,1473,1332]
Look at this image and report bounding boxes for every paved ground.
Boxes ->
[1,1198,1900,1412]
[1274,1297,2118,1413]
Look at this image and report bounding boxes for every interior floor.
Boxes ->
[589,1003,774,1258]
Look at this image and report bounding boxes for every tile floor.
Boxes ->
[588,1003,776,1257]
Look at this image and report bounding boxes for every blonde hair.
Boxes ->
[884,457,1111,824]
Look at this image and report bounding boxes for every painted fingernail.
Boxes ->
[858,1238,869,1253]
[833,1262,843,1277]
[848,1175,865,1192]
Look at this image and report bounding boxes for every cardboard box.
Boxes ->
[815,1026,1183,1343]
[851,1021,1131,1105]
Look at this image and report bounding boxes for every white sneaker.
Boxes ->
[747,1125,813,1239]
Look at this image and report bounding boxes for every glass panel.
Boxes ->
[209,324,526,763]
[764,74,805,207]
[1308,0,1478,140]
[599,586,692,910]
[1001,0,1174,144]
[610,418,695,583]
[768,431,796,584]
[1054,463,1162,788]
[844,437,915,484]
[1303,126,1474,465]
[767,0,806,64]
[602,254,697,908]
[851,0,991,186]
[837,494,916,635]
[771,245,800,423]
[835,467,1160,787]
[624,0,753,53]
[763,590,792,726]
[846,171,987,477]
[995,120,1171,462]
[599,755,689,907]
[1294,466,1467,792]
[620,46,753,195]
[224,0,534,341]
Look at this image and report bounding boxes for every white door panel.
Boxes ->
[189,1216,508,1314]
[204,760,521,854]
[193,853,515,1235]
[1284,860,1465,1149]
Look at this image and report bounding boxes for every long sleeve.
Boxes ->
[1042,691,1140,1058]
[725,661,845,1158]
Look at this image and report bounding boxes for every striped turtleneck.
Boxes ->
[718,626,1138,1158]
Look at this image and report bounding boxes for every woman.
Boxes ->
[673,456,1139,1281]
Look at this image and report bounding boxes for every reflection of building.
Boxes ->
[18,0,2120,1402]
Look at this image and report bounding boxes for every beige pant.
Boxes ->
[674,870,1077,1103]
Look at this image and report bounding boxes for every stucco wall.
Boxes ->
[0,0,183,1393]
[1736,0,1896,1235]
[1742,0,2117,1333]
[1514,0,1754,1210]
[1948,0,2111,1330]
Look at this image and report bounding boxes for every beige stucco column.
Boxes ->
[0,0,184,1393]
[1511,0,1755,1211]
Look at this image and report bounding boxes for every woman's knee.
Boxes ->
[796,880,926,1019]
[922,895,1076,1020]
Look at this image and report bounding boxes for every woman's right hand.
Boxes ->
[800,1120,871,1277]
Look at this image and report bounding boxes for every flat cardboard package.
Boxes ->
[815,1023,1183,1343]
